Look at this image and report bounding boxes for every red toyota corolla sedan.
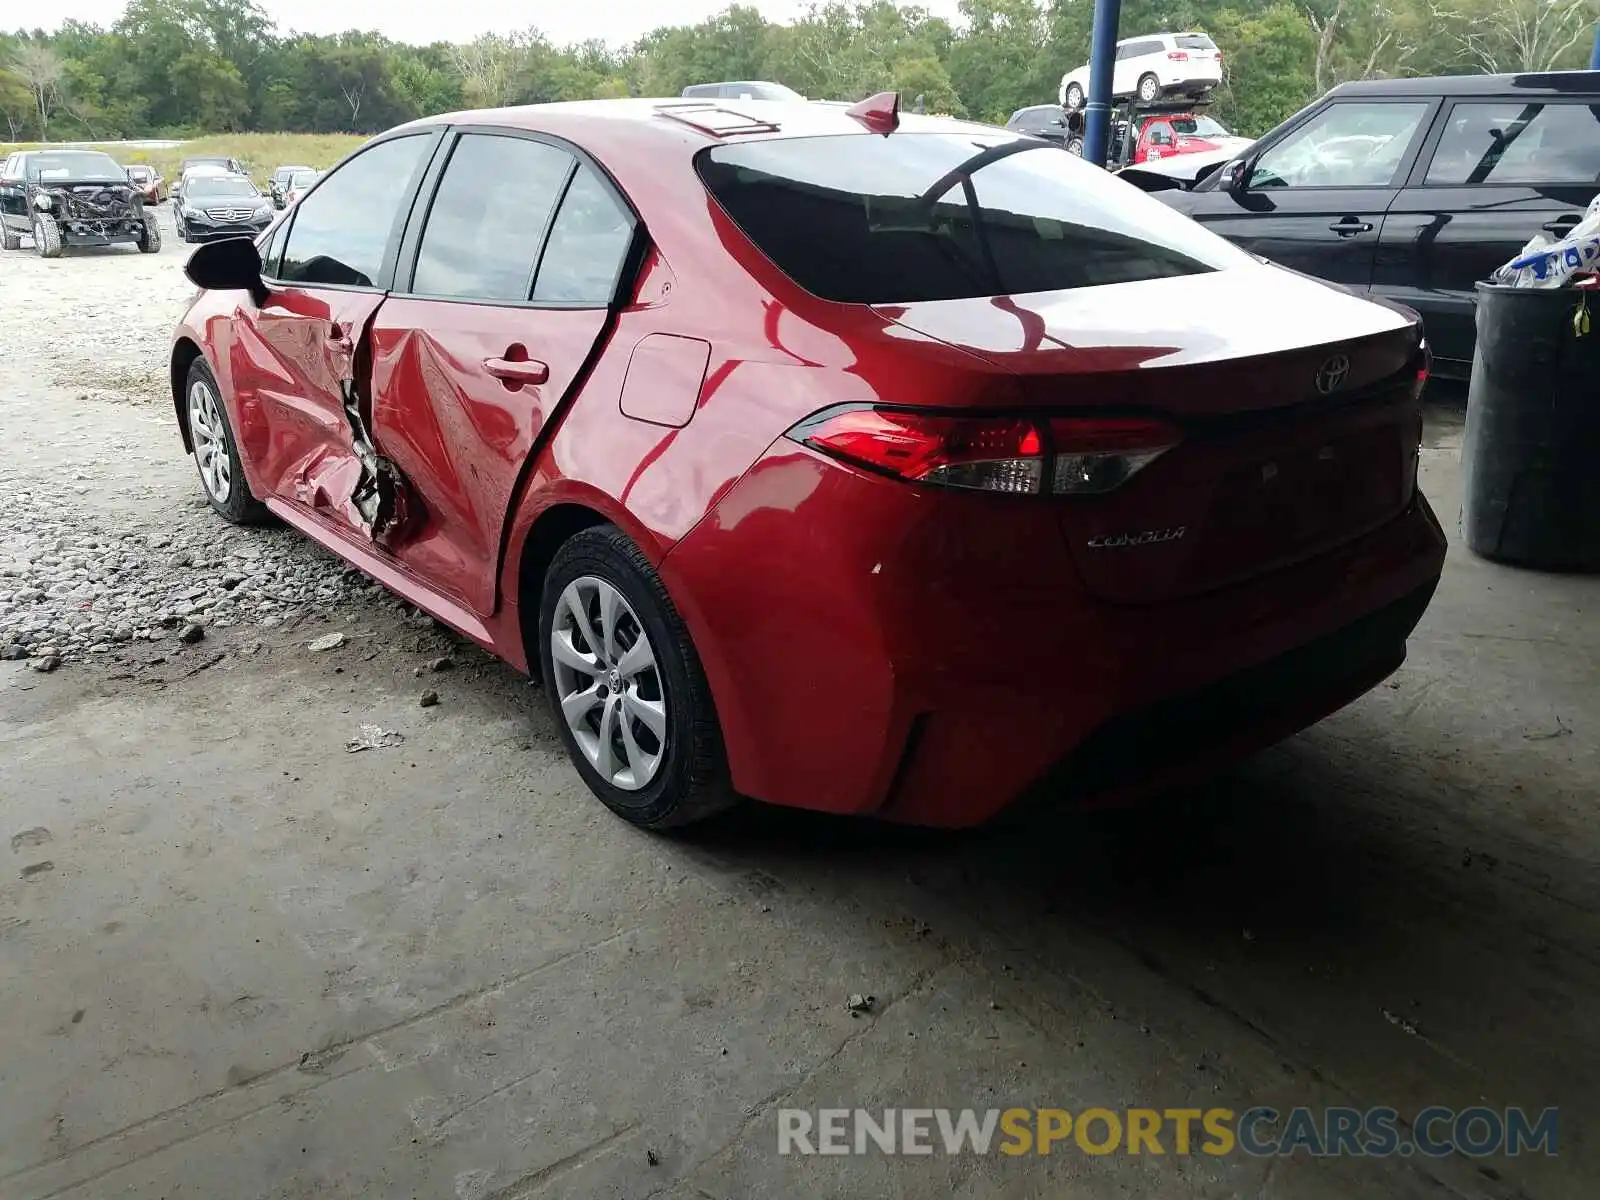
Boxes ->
[170,95,1446,830]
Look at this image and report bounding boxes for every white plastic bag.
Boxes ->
[1493,193,1600,288]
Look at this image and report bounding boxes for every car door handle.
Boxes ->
[1329,219,1374,236]
[1542,215,1581,233]
[484,356,549,385]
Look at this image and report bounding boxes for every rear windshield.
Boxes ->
[1170,116,1227,136]
[698,132,1249,303]
[1176,34,1218,49]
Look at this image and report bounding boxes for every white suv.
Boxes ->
[1059,32,1223,110]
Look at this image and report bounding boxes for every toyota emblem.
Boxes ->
[1314,354,1351,395]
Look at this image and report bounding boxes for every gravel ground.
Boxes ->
[0,208,383,667]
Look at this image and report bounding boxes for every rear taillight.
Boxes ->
[787,406,1180,496]
[1412,339,1431,398]
[1167,50,1189,61]
[1049,416,1182,494]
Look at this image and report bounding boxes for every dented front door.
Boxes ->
[247,285,390,536]
[227,130,440,545]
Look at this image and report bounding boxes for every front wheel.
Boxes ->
[0,222,19,251]
[137,213,161,253]
[1137,73,1162,104]
[539,526,737,830]
[33,214,61,258]
[1064,82,1085,111]
[185,358,268,524]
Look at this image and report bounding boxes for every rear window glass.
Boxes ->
[1169,116,1227,136]
[698,133,1249,304]
[1176,34,1218,49]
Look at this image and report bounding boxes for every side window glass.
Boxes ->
[279,135,431,288]
[1426,102,1600,186]
[532,165,634,305]
[411,134,574,302]
[1114,44,1133,61]
[1250,102,1429,189]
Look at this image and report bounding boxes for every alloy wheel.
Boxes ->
[187,378,232,503]
[550,575,667,791]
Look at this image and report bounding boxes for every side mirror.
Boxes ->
[185,236,268,306]
[1224,159,1251,197]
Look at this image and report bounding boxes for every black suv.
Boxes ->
[0,149,160,258]
[1156,72,1600,378]
[1005,104,1085,154]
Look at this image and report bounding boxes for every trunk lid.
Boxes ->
[874,266,1426,605]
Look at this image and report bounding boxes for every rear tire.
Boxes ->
[33,214,61,259]
[1137,73,1162,104]
[185,358,269,525]
[1064,82,1085,111]
[1065,136,1085,156]
[539,526,737,830]
[137,213,161,254]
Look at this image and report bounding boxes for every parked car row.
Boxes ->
[0,147,333,256]
[1006,100,1250,167]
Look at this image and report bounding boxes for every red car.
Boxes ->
[125,163,166,204]
[170,95,1445,830]
[1125,112,1252,165]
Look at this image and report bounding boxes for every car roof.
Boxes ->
[1327,70,1600,99]
[393,97,1005,155]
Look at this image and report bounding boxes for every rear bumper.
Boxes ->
[1001,574,1435,821]
[662,450,1447,828]
[1158,69,1223,91]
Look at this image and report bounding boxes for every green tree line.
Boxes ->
[4,0,1596,143]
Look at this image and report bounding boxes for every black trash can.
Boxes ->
[1461,281,1600,570]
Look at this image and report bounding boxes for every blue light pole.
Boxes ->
[1082,0,1122,167]
[1590,22,1600,69]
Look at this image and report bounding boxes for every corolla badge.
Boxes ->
[1086,526,1187,549]
[1314,354,1351,395]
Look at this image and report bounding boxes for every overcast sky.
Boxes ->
[30,0,964,48]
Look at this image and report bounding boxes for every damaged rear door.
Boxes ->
[367,130,641,616]
[238,131,441,541]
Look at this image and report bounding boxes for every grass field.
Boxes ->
[0,133,368,187]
